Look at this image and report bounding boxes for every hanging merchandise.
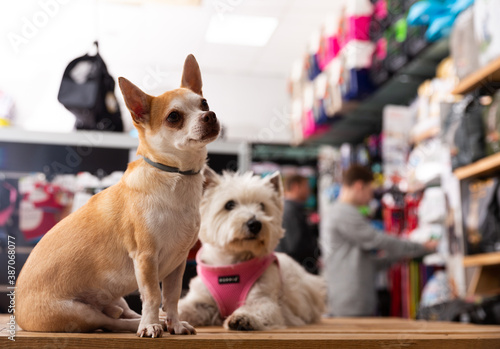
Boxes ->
[462,178,500,255]
[450,6,480,80]
[407,0,474,42]
[482,91,500,155]
[406,138,443,190]
[382,105,414,186]
[57,41,124,132]
[443,95,486,170]
[473,0,500,67]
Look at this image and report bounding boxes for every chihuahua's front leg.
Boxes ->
[133,252,163,338]
[162,259,197,335]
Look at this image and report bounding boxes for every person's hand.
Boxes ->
[423,239,439,252]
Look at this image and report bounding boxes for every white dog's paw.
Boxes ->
[166,319,197,335]
[136,323,163,338]
[224,313,261,331]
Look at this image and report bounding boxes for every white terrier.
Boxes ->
[178,169,326,330]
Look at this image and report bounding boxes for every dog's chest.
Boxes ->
[143,177,201,255]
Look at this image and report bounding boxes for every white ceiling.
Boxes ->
[94,0,344,78]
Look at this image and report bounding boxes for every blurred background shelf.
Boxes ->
[0,127,241,154]
[452,57,500,95]
[463,252,500,267]
[303,39,449,146]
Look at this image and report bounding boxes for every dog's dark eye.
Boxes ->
[225,200,236,211]
[201,99,209,111]
[260,203,265,211]
[167,111,181,123]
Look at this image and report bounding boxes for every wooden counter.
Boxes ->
[1,315,499,348]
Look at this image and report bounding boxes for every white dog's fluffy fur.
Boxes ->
[178,169,326,331]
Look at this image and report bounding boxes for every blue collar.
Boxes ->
[142,156,200,176]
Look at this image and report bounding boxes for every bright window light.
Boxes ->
[205,14,278,47]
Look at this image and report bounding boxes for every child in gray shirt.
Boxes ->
[320,165,437,317]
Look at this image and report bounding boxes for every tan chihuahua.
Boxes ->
[15,54,220,338]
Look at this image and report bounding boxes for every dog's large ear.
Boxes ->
[202,166,220,191]
[266,171,283,197]
[180,54,203,96]
[118,77,153,124]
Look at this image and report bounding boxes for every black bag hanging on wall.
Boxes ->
[57,42,123,132]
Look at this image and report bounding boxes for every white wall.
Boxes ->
[0,0,292,143]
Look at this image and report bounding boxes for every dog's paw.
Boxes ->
[166,319,197,335]
[224,313,259,331]
[136,323,163,338]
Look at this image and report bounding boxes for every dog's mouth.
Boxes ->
[190,130,219,143]
[243,236,258,241]
[190,124,220,143]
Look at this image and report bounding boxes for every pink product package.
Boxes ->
[302,109,330,138]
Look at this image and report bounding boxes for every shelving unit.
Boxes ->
[0,128,242,155]
[454,155,500,297]
[463,252,500,267]
[452,57,500,95]
[304,39,449,146]
[454,153,500,180]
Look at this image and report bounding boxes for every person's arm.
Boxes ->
[336,207,429,259]
[374,240,438,270]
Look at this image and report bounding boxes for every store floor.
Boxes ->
[2,314,499,348]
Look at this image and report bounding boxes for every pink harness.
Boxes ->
[196,249,279,319]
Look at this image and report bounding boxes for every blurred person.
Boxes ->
[276,174,319,274]
[320,165,438,317]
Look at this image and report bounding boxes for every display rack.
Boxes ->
[0,128,241,155]
[452,57,500,95]
[455,154,500,296]
[463,252,500,267]
[304,39,449,146]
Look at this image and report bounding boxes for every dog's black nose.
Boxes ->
[246,218,262,235]
[201,111,217,124]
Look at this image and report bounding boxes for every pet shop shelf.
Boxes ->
[3,315,500,348]
[0,127,243,155]
[463,252,500,297]
[452,57,500,95]
[453,152,500,180]
[305,39,449,146]
[463,252,500,268]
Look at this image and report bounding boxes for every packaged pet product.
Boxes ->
[344,0,374,46]
[341,67,375,100]
[450,6,480,80]
[370,0,390,41]
[474,0,500,67]
[19,175,74,242]
[443,95,487,170]
[382,105,414,185]
[405,23,428,58]
[317,14,341,71]
[323,59,343,117]
[483,91,500,155]
[313,73,331,124]
[383,17,409,73]
[370,36,391,86]
[462,178,500,255]
[407,0,474,42]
